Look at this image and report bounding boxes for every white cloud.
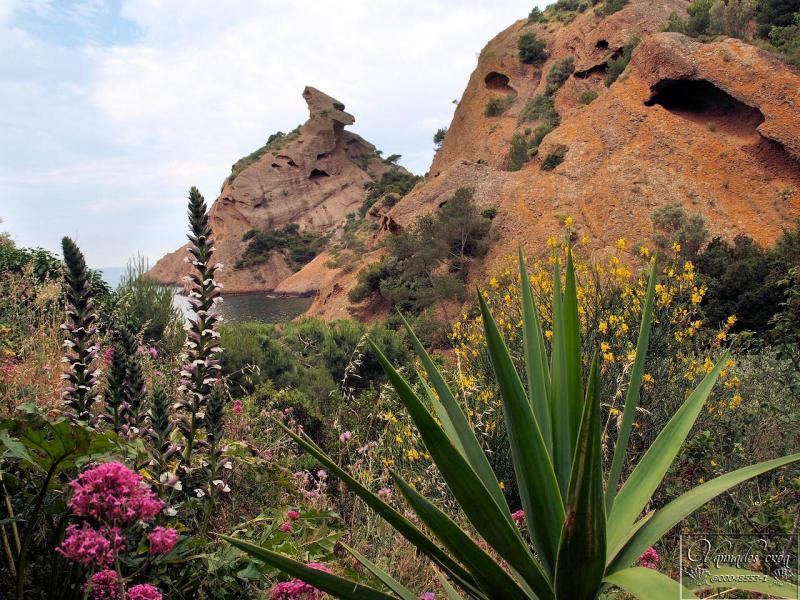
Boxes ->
[0,0,540,267]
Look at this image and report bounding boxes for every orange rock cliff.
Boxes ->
[152,0,800,321]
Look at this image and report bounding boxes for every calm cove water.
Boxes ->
[173,292,313,324]
[100,267,312,324]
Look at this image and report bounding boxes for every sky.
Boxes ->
[0,0,539,268]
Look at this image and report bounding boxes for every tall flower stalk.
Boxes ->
[176,187,223,466]
[145,385,176,482]
[60,237,101,423]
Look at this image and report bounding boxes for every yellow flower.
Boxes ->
[609,408,621,416]
[598,321,608,333]
[672,242,682,254]
[580,234,590,245]
[490,277,499,289]
[642,373,654,384]
[600,342,610,352]
[545,330,553,340]
[564,216,574,227]
[407,448,421,461]
[727,315,737,326]
[730,394,743,410]
[499,481,506,490]
[616,238,626,251]
[547,236,557,248]
[710,459,718,468]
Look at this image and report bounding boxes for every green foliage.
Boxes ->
[0,244,61,283]
[349,188,492,316]
[433,127,447,150]
[605,36,639,86]
[113,255,183,351]
[528,6,546,21]
[228,252,800,600]
[507,133,532,171]
[709,0,756,37]
[484,96,514,117]
[597,0,629,16]
[518,32,548,64]
[765,11,800,66]
[579,89,598,104]
[236,224,329,270]
[652,203,709,260]
[697,222,800,334]
[545,56,575,94]
[361,169,421,217]
[541,144,568,170]
[519,93,560,126]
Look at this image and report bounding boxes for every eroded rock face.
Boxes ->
[150,87,395,293]
[307,0,800,320]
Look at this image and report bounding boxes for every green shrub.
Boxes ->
[579,90,598,104]
[597,0,629,16]
[528,6,546,21]
[235,224,328,270]
[519,93,560,126]
[227,126,301,184]
[518,32,548,64]
[541,144,568,170]
[605,36,640,86]
[709,0,756,38]
[651,203,709,260]
[485,96,513,117]
[433,126,447,149]
[545,56,575,94]
[360,169,421,216]
[508,133,532,171]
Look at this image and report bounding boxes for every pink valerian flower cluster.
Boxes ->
[280,522,292,533]
[338,431,352,443]
[287,510,300,521]
[511,509,525,525]
[232,399,243,414]
[270,563,332,600]
[639,546,660,569]
[85,570,121,600]
[126,584,163,600]
[84,571,163,600]
[69,462,164,525]
[57,523,125,567]
[148,527,179,555]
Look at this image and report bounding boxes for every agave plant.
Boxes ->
[225,249,799,599]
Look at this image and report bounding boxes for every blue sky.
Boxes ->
[0,0,538,268]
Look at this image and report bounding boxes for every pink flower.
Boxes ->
[85,569,121,600]
[103,347,114,364]
[148,526,179,555]
[270,564,332,600]
[339,431,352,443]
[287,510,300,521]
[232,399,243,414]
[512,509,525,525]
[316,470,327,481]
[57,523,125,567]
[148,347,158,359]
[378,487,392,500]
[421,593,436,600]
[126,584,163,600]
[69,462,164,525]
[280,522,292,533]
[639,546,660,569]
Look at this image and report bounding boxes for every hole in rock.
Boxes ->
[309,168,330,180]
[595,39,609,49]
[271,162,281,168]
[575,62,608,79]
[316,152,330,160]
[645,79,764,138]
[484,71,514,93]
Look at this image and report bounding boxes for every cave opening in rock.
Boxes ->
[484,71,514,93]
[645,79,764,137]
[574,62,608,79]
[309,168,330,180]
[595,39,609,49]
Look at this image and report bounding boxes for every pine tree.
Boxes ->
[176,187,223,465]
[60,237,100,422]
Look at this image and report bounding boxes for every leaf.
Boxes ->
[519,249,552,453]
[606,257,658,514]
[400,312,511,521]
[368,338,550,598]
[554,353,606,600]
[688,566,797,598]
[604,567,698,599]
[341,542,419,600]
[606,354,728,553]
[608,453,800,571]
[220,536,395,600]
[276,421,478,594]
[478,291,564,575]
[562,248,583,455]
[549,252,571,499]
[436,570,467,600]
[0,431,39,470]
[392,474,532,600]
